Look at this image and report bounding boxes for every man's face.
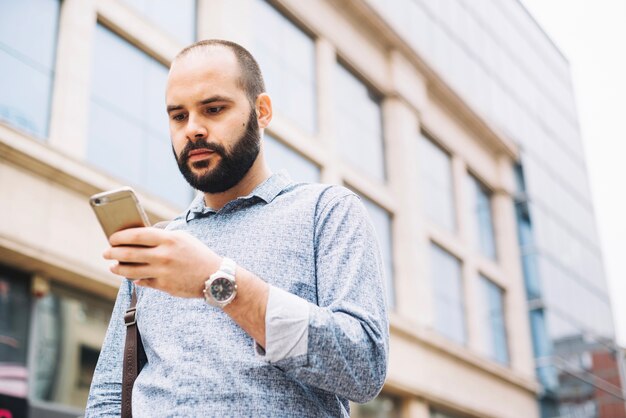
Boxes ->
[166,48,261,194]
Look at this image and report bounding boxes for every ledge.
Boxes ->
[0,123,182,223]
[389,312,540,394]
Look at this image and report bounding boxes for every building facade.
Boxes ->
[0,0,620,417]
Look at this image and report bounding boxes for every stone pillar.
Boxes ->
[493,153,535,376]
[47,0,97,158]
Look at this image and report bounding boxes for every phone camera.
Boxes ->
[94,198,102,205]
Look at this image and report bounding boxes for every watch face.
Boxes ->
[210,277,235,302]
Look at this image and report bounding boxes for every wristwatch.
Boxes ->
[203,257,238,308]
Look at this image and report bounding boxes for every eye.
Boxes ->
[206,106,224,114]
[171,113,186,121]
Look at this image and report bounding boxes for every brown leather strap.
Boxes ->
[121,221,169,417]
[122,286,139,418]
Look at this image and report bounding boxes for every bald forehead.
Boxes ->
[171,45,238,72]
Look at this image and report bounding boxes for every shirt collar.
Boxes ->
[184,170,292,221]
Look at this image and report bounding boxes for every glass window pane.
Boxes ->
[467,174,497,259]
[250,0,317,134]
[430,243,465,344]
[431,409,465,418]
[480,275,509,364]
[0,0,60,138]
[0,0,59,68]
[360,196,395,310]
[418,133,456,231]
[87,100,144,185]
[530,309,558,390]
[352,393,402,418]
[91,25,144,122]
[31,286,113,410]
[334,63,385,182]
[88,25,193,208]
[263,134,320,184]
[120,0,196,44]
[0,267,31,400]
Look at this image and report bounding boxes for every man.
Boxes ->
[86,39,388,417]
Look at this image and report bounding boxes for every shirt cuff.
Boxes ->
[254,285,309,363]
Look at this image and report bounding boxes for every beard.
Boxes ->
[173,109,261,194]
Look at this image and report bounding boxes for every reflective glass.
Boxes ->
[251,0,316,134]
[0,0,60,138]
[530,309,558,390]
[120,0,196,44]
[263,134,320,184]
[430,243,465,344]
[418,133,456,231]
[0,268,31,369]
[31,287,113,409]
[521,250,541,300]
[431,409,464,418]
[514,195,543,299]
[0,269,30,411]
[334,63,385,182]
[352,393,402,418]
[88,25,193,208]
[360,196,395,309]
[467,174,497,259]
[479,275,509,364]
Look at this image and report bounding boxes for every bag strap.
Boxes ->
[121,220,170,418]
[122,286,140,418]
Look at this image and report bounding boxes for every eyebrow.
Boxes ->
[166,95,234,114]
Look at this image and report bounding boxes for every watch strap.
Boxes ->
[220,257,236,277]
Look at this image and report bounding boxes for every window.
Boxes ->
[431,409,465,418]
[0,0,60,138]
[352,393,402,418]
[87,25,193,208]
[30,285,113,410]
[359,196,395,309]
[514,162,527,193]
[0,267,31,400]
[479,275,509,364]
[418,133,456,231]
[530,309,558,390]
[264,134,320,183]
[430,243,466,344]
[516,202,542,300]
[120,0,196,44]
[513,163,542,299]
[334,63,385,182]
[467,174,497,259]
[251,0,316,134]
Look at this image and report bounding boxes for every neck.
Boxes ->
[202,156,271,210]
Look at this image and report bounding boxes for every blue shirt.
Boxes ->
[86,171,389,417]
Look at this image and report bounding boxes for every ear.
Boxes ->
[255,93,273,129]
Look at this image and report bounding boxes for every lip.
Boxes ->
[187,149,214,161]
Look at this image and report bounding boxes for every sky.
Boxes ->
[520,0,626,346]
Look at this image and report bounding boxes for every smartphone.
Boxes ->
[89,187,151,239]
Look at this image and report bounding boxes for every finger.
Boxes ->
[109,227,165,247]
[103,246,153,263]
[110,261,154,280]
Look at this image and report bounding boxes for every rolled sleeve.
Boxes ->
[266,192,389,403]
[255,285,310,363]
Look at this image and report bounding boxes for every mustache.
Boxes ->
[179,138,227,162]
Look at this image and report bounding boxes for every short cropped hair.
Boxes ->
[175,39,266,105]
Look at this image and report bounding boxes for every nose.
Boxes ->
[185,114,208,142]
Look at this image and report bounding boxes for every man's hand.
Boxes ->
[105,227,270,346]
[103,227,221,298]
